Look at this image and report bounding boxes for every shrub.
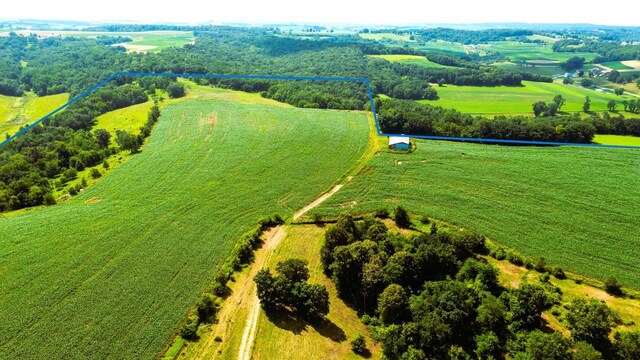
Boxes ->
[492,247,507,260]
[196,293,218,321]
[551,267,566,279]
[419,215,430,224]
[180,315,199,340]
[374,208,389,219]
[90,168,101,179]
[506,251,524,266]
[167,82,186,98]
[534,257,548,273]
[604,276,623,296]
[351,335,368,355]
[394,206,411,228]
[102,160,110,169]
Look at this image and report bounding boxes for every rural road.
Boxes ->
[236,184,343,360]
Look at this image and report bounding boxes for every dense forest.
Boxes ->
[320,212,640,359]
[377,99,640,143]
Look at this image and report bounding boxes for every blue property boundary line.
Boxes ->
[1,71,639,149]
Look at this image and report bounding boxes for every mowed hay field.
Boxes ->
[475,42,599,62]
[0,92,69,138]
[311,140,640,289]
[367,54,452,68]
[0,101,369,358]
[422,80,637,114]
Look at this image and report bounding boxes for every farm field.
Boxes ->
[359,32,413,42]
[310,140,640,289]
[367,54,452,68]
[0,98,370,358]
[94,100,155,136]
[414,40,467,56]
[493,61,565,77]
[476,41,599,62]
[421,80,637,114]
[0,92,69,139]
[594,134,640,146]
[600,61,634,70]
[0,30,194,51]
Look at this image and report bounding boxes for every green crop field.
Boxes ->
[311,140,640,289]
[367,54,451,68]
[0,92,69,138]
[420,80,636,114]
[0,99,369,358]
[601,61,634,70]
[476,41,599,62]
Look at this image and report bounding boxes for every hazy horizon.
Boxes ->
[2,0,639,28]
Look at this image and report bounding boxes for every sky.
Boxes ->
[2,0,639,27]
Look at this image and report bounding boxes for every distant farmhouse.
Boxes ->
[389,136,410,150]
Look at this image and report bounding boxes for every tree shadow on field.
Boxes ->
[264,307,346,342]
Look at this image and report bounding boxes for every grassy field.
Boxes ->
[310,140,640,289]
[1,30,194,51]
[594,134,640,146]
[94,100,155,136]
[601,61,634,70]
[494,61,565,77]
[421,80,637,114]
[367,54,451,68]
[359,32,413,42]
[0,98,369,358]
[476,42,599,62]
[415,40,467,56]
[0,92,69,138]
[251,225,381,359]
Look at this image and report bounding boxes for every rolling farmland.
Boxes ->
[367,54,453,68]
[311,140,640,289]
[0,99,369,358]
[422,80,637,114]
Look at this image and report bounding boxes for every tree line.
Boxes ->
[319,211,640,359]
[378,98,640,143]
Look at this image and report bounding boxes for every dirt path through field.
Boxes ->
[293,185,343,220]
[235,185,344,360]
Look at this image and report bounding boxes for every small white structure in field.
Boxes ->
[388,136,410,150]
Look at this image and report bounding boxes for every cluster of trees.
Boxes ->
[553,40,640,62]
[0,87,159,212]
[254,259,330,322]
[321,212,640,359]
[408,28,534,45]
[561,56,585,71]
[378,98,640,143]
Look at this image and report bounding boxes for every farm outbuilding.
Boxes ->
[388,136,410,150]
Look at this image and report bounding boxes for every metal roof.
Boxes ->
[389,136,410,145]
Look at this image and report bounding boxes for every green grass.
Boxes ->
[494,62,565,77]
[0,100,369,358]
[5,30,194,51]
[594,134,640,146]
[414,41,467,56]
[311,140,640,289]
[0,92,69,138]
[601,61,634,70]
[477,41,599,62]
[94,100,155,137]
[359,32,412,42]
[252,225,381,359]
[367,54,451,68]
[421,80,637,114]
